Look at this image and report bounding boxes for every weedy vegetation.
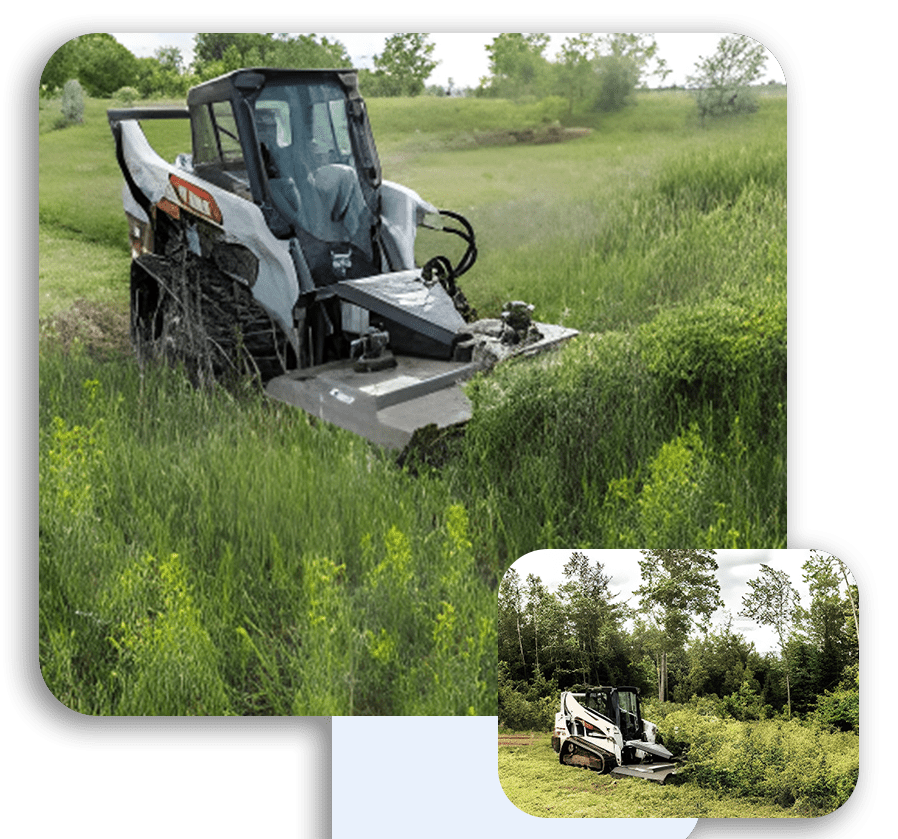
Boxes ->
[39,89,786,715]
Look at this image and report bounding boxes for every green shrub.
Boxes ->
[113,86,140,107]
[59,79,84,126]
[499,683,556,731]
[812,686,859,733]
[654,707,858,814]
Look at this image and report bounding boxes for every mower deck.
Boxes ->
[265,355,476,449]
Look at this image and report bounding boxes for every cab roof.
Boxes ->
[186,68,361,107]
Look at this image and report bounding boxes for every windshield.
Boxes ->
[253,80,376,260]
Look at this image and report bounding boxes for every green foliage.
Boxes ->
[717,675,770,721]
[811,685,859,733]
[265,34,352,71]
[498,663,558,730]
[41,38,78,93]
[133,50,191,99]
[481,33,667,113]
[112,86,139,107]
[66,34,140,98]
[454,261,786,559]
[479,33,552,99]
[654,708,858,814]
[636,550,723,643]
[364,33,439,97]
[192,33,274,71]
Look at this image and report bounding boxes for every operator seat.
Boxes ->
[255,108,326,241]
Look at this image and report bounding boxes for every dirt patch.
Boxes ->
[474,126,591,146]
[40,299,131,361]
[499,734,546,747]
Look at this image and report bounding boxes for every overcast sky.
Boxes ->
[110,32,786,90]
[505,549,848,656]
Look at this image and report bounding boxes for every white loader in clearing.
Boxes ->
[552,686,679,784]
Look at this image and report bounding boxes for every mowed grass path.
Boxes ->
[498,736,801,818]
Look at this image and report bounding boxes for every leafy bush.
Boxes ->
[717,677,771,721]
[812,686,859,733]
[499,683,557,731]
[654,707,858,814]
[498,664,558,730]
[113,86,140,107]
[692,86,759,120]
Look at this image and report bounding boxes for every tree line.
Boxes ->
[39,33,439,100]
[40,32,773,121]
[499,550,858,730]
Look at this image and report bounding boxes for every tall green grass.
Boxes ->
[439,107,786,561]
[38,346,497,715]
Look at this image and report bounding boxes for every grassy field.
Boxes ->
[499,736,799,818]
[38,89,786,715]
[498,720,856,819]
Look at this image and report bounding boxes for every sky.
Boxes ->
[110,32,787,91]
[505,549,844,655]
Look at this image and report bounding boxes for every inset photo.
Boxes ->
[498,549,859,818]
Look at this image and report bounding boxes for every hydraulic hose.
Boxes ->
[420,210,479,322]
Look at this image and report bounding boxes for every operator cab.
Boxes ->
[579,686,645,744]
[187,68,382,287]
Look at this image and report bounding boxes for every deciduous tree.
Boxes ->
[636,549,723,700]
[686,34,768,122]
[557,551,629,686]
[368,33,439,97]
[739,564,800,715]
[479,33,551,99]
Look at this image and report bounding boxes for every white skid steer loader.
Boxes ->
[107,67,576,449]
[552,686,679,784]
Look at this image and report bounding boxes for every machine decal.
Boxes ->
[169,174,223,224]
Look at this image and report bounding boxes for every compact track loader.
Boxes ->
[552,686,679,784]
[108,67,576,448]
